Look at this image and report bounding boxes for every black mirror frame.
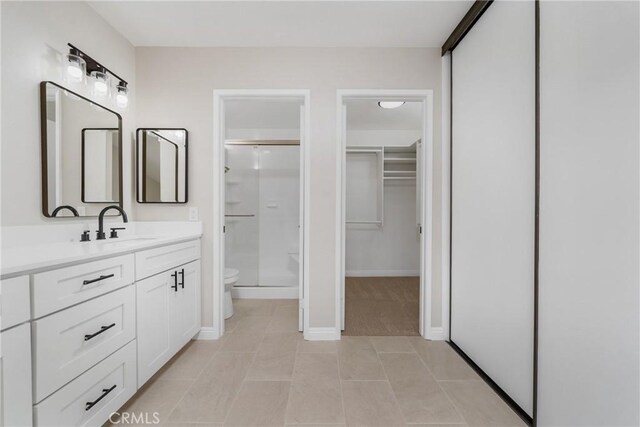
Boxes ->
[135,128,189,204]
[40,81,123,218]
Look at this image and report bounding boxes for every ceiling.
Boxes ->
[88,1,470,48]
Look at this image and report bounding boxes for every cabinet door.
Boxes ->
[136,271,174,386]
[172,260,201,350]
[0,324,33,427]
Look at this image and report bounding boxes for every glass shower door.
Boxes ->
[258,146,300,287]
[225,144,300,288]
[224,145,259,286]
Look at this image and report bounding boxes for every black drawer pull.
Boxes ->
[171,271,178,292]
[179,268,185,289]
[84,323,116,341]
[85,384,116,411]
[83,274,115,285]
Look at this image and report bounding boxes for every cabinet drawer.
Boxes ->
[32,254,134,318]
[33,340,136,427]
[33,285,135,402]
[135,239,200,280]
[0,275,30,330]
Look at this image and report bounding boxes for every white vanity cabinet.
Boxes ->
[0,275,33,427]
[0,233,202,427]
[136,241,201,386]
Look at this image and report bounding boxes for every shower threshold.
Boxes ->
[231,285,299,299]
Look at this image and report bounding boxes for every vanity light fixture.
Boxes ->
[63,51,86,84]
[378,101,406,109]
[90,68,110,99]
[64,43,129,109]
[115,83,129,109]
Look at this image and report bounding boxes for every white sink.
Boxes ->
[114,236,158,242]
[95,236,159,249]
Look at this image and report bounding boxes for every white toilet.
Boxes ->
[224,268,239,319]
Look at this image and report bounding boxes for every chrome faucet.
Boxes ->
[97,205,128,240]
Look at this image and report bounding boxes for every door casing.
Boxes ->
[212,90,311,339]
[336,89,439,339]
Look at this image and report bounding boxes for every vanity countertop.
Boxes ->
[0,222,203,278]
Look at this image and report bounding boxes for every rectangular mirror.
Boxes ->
[82,128,119,203]
[136,128,188,203]
[40,81,122,217]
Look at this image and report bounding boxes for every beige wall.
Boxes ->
[0,1,444,331]
[1,1,136,225]
[134,47,443,329]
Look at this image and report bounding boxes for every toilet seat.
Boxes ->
[224,268,240,284]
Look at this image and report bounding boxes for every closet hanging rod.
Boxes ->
[225,139,299,146]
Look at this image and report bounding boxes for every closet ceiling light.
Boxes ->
[378,101,405,109]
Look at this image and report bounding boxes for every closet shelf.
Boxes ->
[384,158,416,163]
[345,141,420,227]
[384,171,416,175]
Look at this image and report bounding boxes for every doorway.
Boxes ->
[213,90,310,339]
[336,90,434,338]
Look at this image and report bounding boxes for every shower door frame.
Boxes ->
[336,90,439,340]
[212,90,311,339]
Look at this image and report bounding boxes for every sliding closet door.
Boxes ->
[450,0,535,416]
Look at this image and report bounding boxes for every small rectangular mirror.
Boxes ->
[40,81,122,217]
[136,128,188,203]
[82,128,120,203]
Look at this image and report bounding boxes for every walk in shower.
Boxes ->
[224,141,300,293]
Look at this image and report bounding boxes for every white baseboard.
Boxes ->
[195,327,221,340]
[425,326,445,341]
[304,327,341,341]
[232,286,298,299]
[345,269,419,277]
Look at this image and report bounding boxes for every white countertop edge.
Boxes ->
[0,232,203,279]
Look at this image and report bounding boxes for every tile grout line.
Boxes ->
[165,342,232,424]
[282,345,301,425]
[221,318,268,426]
[374,337,410,426]
[336,340,349,426]
[409,340,469,426]
[159,342,224,424]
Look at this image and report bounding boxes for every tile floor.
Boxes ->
[109,299,527,427]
